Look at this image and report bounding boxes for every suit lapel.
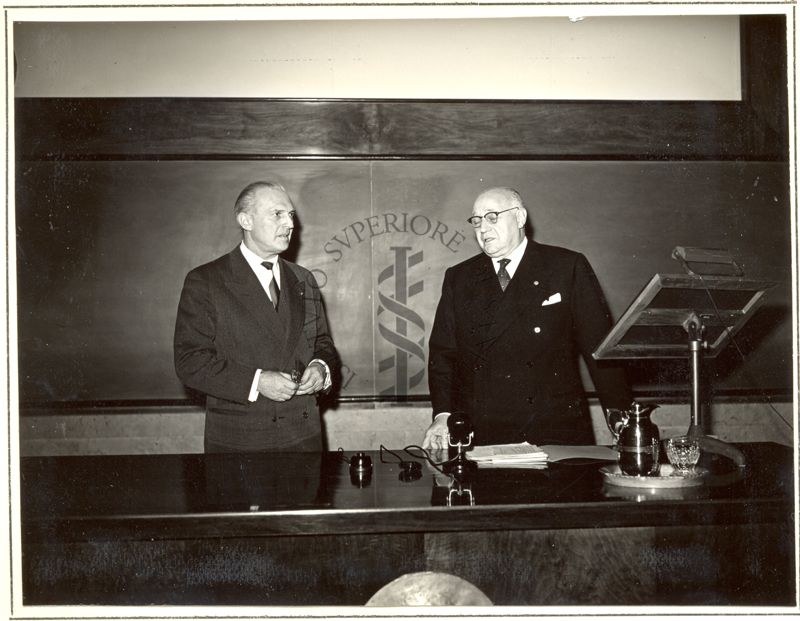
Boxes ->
[278,259,306,367]
[463,255,505,353]
[223,248,283,342]
[483,242,552,349]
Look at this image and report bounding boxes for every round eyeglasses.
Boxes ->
[467,206,518,228]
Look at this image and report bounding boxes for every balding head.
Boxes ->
[474,187,525,211]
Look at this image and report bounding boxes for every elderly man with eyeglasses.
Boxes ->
[174,181,339,452]
[422,187,631,450]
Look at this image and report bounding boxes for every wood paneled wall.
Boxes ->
[14,15,791,407]
[16,98,783,161]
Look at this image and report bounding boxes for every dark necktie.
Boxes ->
[497,258,511,292]
[262,261,280,310]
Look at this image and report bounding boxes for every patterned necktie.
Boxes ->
[497,258,511,292]
[262,261,280,310]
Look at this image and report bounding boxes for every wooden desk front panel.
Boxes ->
[427,522,793,606]
[20,444,795,606]
[24,521,792,606]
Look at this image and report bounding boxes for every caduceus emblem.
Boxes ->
[377,246,426,395]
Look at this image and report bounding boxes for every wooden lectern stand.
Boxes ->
[593,248,776,464]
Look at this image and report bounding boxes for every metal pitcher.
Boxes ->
[605,402,660,476]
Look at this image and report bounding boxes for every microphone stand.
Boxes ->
[447,475,475,506]
[443,413,477,477]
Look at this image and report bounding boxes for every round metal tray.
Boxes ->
[600,463,707,488]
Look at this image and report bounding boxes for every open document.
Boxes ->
[467,442,548,467]
[468,443,618,468]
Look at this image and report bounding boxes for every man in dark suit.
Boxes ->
[174,181,339,452]
[423,187,631,448]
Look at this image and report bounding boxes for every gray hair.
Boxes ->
[234,181,288,215]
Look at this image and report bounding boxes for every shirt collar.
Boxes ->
[494,237,528,279]
[239,241,280,275]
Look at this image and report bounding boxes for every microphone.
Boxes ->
[444,412,476,476]
[447,412,474,448]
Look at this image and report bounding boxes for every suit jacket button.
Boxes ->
[527,396,534,404]
[505,373,512,379]
[526,361,534,367]
[534,327,541,334]
[272,416,278,423]
[302,411,309,419]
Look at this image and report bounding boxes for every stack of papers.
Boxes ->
[540,445,618,463]
[466,443,619,469]
[467,442,549,468]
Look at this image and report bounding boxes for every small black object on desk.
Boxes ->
[349,452,373,487]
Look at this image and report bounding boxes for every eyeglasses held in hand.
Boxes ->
[290,361,305,384]
[467,206,518,227]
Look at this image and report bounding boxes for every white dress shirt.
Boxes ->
[240,241,281,304]
[497,236,527,279]
[239,242,330,401]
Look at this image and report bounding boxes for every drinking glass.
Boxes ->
[666,436,701,474]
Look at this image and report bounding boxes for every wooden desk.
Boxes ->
[21,443,795,606]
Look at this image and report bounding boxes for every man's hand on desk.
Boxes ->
[294,362,326,396]
[258,371,299,402]
[422,413,450,450]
